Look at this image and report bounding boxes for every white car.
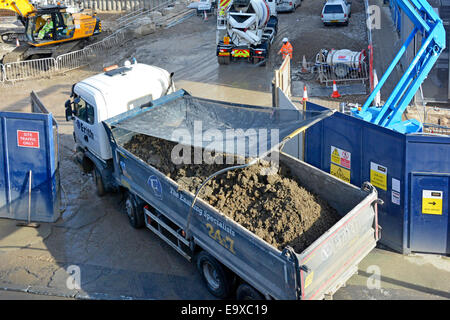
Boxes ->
[276,0,301,13]
[321,0,351,26]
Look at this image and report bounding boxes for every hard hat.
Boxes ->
[282,37,288,43]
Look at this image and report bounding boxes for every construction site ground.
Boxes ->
[0,0,449,300]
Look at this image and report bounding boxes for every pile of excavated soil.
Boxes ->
[124,134,340,253]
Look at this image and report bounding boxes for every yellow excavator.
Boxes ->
[0,0,101,63]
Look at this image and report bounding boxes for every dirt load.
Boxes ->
[123,134,340,253]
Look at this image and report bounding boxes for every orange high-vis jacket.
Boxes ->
[279,42,293,59]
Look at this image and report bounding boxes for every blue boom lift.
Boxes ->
[351,0,446,134]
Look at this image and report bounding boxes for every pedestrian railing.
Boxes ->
[423,123,450,136]
[2,57,58,82]
[293,61,370,87]
[0,25,130,83]
[0,1,176,85]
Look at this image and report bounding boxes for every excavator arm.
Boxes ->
[351,0,446,134]
[0,0,35,17]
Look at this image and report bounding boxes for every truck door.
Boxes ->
[410,173,449,254]
[73,95,101,159]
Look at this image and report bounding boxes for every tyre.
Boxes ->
[196,251,232,298]
[236,283,265,300]
[125,192,145,229]
[93,167,106,197]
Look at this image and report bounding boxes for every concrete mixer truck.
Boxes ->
[216,0,278,66]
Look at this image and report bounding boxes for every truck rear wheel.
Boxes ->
[236,283,264,300]
[125,193,145,229]
[93,168,106,197]
[196,251,232,298]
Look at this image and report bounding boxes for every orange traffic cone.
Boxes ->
[16,38,20,47]
[331,80,341,98]
[302,55,308,73]
[302,85,308,102]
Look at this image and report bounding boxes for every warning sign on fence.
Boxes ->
[422,190,443,215]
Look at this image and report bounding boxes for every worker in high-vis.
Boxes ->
[278,37,293,60]
[38,18,53,40]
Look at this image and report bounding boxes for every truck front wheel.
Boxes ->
[196,251,232,298]
[236,283,264,300]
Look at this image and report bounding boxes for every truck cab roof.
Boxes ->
[74,63,173,121]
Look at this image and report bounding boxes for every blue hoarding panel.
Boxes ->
[0,111,59,223]
[305,102,450,255]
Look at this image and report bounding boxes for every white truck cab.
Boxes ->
[65,62,175,170]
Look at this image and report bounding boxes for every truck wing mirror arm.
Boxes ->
[65,100,74,121]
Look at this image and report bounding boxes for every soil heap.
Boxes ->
[124,134,340,253]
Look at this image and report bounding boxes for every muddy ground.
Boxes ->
[123,134,340,253]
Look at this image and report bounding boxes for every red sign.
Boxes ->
[17,130,40,148]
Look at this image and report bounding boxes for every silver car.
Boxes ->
[321,0,351,26]
[276,0,301,13]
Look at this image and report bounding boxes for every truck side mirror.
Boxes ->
[65,100,74,121]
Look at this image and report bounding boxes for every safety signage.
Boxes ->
[391,178,401,205]
[330,163,350,183]
[330,146,351,169]
[422,190,443,215]
[370,162,387,191]
[17,130,40,149]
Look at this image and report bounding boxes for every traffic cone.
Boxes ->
[331,80,341,98]
[302,55,308,72]
[16,38,20,47]
[302,85,308,102]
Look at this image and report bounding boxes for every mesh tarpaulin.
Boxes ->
[110,94,332,158]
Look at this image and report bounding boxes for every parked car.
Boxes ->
[321,0,351,26]
[276,0,301,13]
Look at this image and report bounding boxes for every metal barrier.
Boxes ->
[3,58,58,82]
[318,62,369,86]
[0,26,129,83]
[0,1,182,83]
[56,49,89,72]
[423,123,450,135]
[293,61,370,87]
[116,0,175,29]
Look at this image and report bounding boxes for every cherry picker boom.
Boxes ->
[351,0,446,134]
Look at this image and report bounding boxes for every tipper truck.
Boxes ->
[65,63,380,300]
[216,0,278,65]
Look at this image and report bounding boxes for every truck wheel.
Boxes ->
[236,283,264,300]
[93,168,106,197]
[125,193,145,229]
[196,251,232,298]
